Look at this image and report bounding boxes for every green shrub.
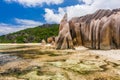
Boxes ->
[0,24,59,43]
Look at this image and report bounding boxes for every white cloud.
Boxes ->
[44,8,65,23]
[15,18,42,26]
[0,23,22,35]
[0,19,42,35]
[82,0,93,5]
[5,0,64,7]
[44,0,120,23]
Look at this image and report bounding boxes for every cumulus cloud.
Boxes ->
[5,0,64,7]
[44,8,65,23]
[44,0,120,23]
[0,19,42,35]
[81,0,94,5]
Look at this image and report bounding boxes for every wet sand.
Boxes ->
[0,44,119,80]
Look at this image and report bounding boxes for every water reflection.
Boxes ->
[0,53,20,65]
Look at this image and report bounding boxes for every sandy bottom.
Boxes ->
[0,44,119,80]
[90,50,120,61]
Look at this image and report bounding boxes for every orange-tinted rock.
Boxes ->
[56,13,73,49]
[47,36,55,43]
[56,9,120,49]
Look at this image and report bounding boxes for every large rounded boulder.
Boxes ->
[56,9,120,49]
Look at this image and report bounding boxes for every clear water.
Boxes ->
[0,53,19,65]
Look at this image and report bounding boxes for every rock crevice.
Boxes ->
[56,9,120,49]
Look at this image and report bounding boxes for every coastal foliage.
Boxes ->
[0,24,59,43]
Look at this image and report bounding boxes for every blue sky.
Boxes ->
[0,0,80,24]
[0,0,120,35]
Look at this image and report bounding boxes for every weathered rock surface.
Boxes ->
[0,45,120,80]
[56,9,120,49]
[41,39,46,45]
[47,36,55,43]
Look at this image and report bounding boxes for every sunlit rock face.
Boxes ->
[56,9,120,49]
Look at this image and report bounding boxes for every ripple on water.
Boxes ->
[0,53,20,66]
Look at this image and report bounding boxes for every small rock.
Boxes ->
[41,39,46,45]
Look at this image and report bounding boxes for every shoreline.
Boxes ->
[0,44,120,61]
[0,43,41,46]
